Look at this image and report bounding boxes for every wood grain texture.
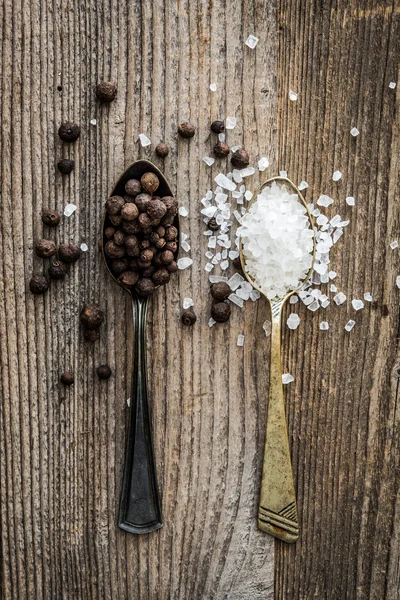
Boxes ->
[275,2,400,599]
[0,0,277,598]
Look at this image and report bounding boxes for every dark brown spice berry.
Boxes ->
[231,148,250,169]
[96,81,117,103]
[164,225,178,241]
[105,196,125,215]
[80,304,104,330]
[104,240,125,259]
[141,172,160,194]
[141,265,156,277]
[164,241,177,253]
[58,243,81,264]
[121,203,139,221]
[125,179,141,196]
[178,121,196,138]
[140,248,154,262]
[96,364,112,379]
[29,274,49,295]
[213,141,230,158]
[152,268,170,286]
[166,261,178,273]
[211,120,225,133]
[135,277,155,297]
[58,122,80,143]
[57,159,74,174]
[139,238,150,250]
[123,195,136,204]
[137,258,152,269]
[138,212,154,230]
[110,215,123,226]
[118,271,139,287]
[129,258,139,270]
[105,226,116,239]
[111,258,129,274]
[122,219,141,234]
[113,230,126,246]
[60,371,74,385]
[160,249,174,264]
[35,239,56,258]
[155,143,169,158]
[135,193,151,212]
[42,208,61,227]
[211,301,231,323]
[181,308,197,326]
[125,235,140,256]
[208,217,220,231]
[162,197,178,216]
[48,259,69,280]
[232,256,243,272]
[147,198,167,222]
[156,225,166,237]
[84,328,100,342]
[210,282,231,301]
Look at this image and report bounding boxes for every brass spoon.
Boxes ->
[102,159,178,534]
[240,176,316,543]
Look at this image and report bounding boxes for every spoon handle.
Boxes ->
[258,301,299,542]
[118,295,162,534]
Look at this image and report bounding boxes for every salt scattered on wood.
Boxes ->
[210,83,217,91]
[90,118,97,125]
[333,292,347,305]
[205,262,214,272]
[319,321,329,330]
[215,173,236,191]
[237,334,245,346]
[228,273,244,290]
[332,170,342,181]
[225,117,237,129]
[346,196,355,206]
[209,318,216,327]
[330,284,337,292]
[220,260,229,270]
[179,206,188,217]
[80,243,88,252]
[352,299,364,311]
[181,240,190,252]
[245,35,259,49]
[345,320,355,332]
[258,157,269,171]
[289,90,298,101]
[282,373,294,384]
[177,257,193,270]
[364,292,372,302]
[64,203,77,217]
[298,181,308,190]
[279,170,288,177]
[317,194,334,207]
[183,297,194,309]
[139,133,151,147]
[390,241,398,249]
[228,293,244,308]
[250,289,261,301]
[350,127,360,137]
[209,275,228,283]
[389,82,396,89]
[203,157,215,166]
[287,313,300,330]
[396,275,400,289]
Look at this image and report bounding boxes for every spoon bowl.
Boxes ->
[239,176,315,543]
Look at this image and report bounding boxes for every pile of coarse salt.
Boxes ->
[237,182,314,299]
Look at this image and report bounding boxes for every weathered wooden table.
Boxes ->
[1,1,399,599]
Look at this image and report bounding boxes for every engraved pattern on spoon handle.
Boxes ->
[258,299,299,543]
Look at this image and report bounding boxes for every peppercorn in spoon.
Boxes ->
[239,176,316,543]
[102,160,179,534]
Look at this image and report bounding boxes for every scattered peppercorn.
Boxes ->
[141,172,159,194]
[96,81,117,103]
[80,303,104,330]
[213,141,230,158]
[210,282,231,301]
[97,364,112,380]
[35,239,56,259]
[83,328,100,343]
[60,371,74,386]
[48,259,69,280]
[58,122,80,143]
[58,243,81,264]
[178,122,196,139]
[42,208,61,227]
[181,308,197,326]
[57,159,74,174]
[208,217,220,231]
[231,148,250,169]
[29,274,49,295]
[125,179,141,196]
[211,120,225,133]
[211,301,231,323]
[155,143,169,158]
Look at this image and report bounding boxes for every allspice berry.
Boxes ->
[125,179,141,196]
[166,261,178,273]
[35,239,56,259]
[58,122,80,143]
[97,364,112,380]
[96,81,117,103]
[211,120,225,133]
[57,159,74,174]
[104,240,125,258]
[232,256,243,272]
[178,121,196,139]
[113,230,126,246]
[60,371,74,386]
[121,203,139,221]
[210,282,231,301]
[152,267,170,286]
[111,258,129,273]
[84,328,100,343]
[118,271,139,287]
[135,277,155,297]
[138,212,153,230]
[110,215,123,226]
[155,143,169,158]
[104,226,116,239]
[231,148,250,169]
[80,303,104,330]
[160,249,174,265]
[147,198,167,222]
[48,259,69,280]
[208,217,220,231]
[58,243,81,264]
[135,193,151,212]
[42,208,61,227]
[164,225,178,241]
[181,308,197,326]
[214,141,230,158]
[29,274,49,295]
[141,172,159,194]
[211,301,231,323]
[122,219,141,234]
[105,196,125,215]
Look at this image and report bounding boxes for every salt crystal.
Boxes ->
[64,203,77,217]
[237,334,245,347]
[287,313,300,330]
[228,293,244,308]
[314,263,328,275]
[282,373,294,384]
[205,262,214,272]
[233,210,242,223]
[336,220,350,227]
[203,230,212,236]
[244,190,253,200]
[177,258,193,270]
[328,271,337,279]
[139,133,151,147]
[221,249,228,259]
[333,228,343,244]
[183,297,194,309]
[316,215,329,226]
[330,284,337,293]
[127,397,130,407]
[350,127,360,137]
[215,173,236,191]
[225,117,237,130]
[279,170,288,177]
[231,146,240,153]
[298,181,308,191]
[228,273,244,290]
[333,292,346,305]
[229,250,239,259]
[250,289,261,301]
[308,300,320,312]
[203,156,215,166]
[263,320,272,336]
[210,83,217,91]
[209,318,216,327]
[321,299,330,308]
[389,82,396,89]
[80,243,88,252]
[364,292,372,301]
[289,90,298,101]
[390,241,398,249]
[220,260,229,270]
[181,240,190,252]
[90,118,97,125]
[209,275,228,283]
[205,251,213,259]
[317,194,334,207]
[201,198,211,207]
[245,34,259,49]
[289,295,298,304]
[179,206,188,217]
[396,275,400,289]
[319,321,329,330]
[240,167,256,177]
[258,157,269,171]
[218,132,225,142]
[332,170,342,181]
[201,206,217,218]
[345,320,355,332]
[346,196,355,206]
[352,299,364,311]
[208,236,217,249]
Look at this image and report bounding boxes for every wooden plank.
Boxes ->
[275,2,400,599]
[0,0,277,598]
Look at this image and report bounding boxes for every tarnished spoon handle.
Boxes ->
[258,301,299,542]
[119,295,162,534]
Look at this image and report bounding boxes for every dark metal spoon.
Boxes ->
[102,159,178,534]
